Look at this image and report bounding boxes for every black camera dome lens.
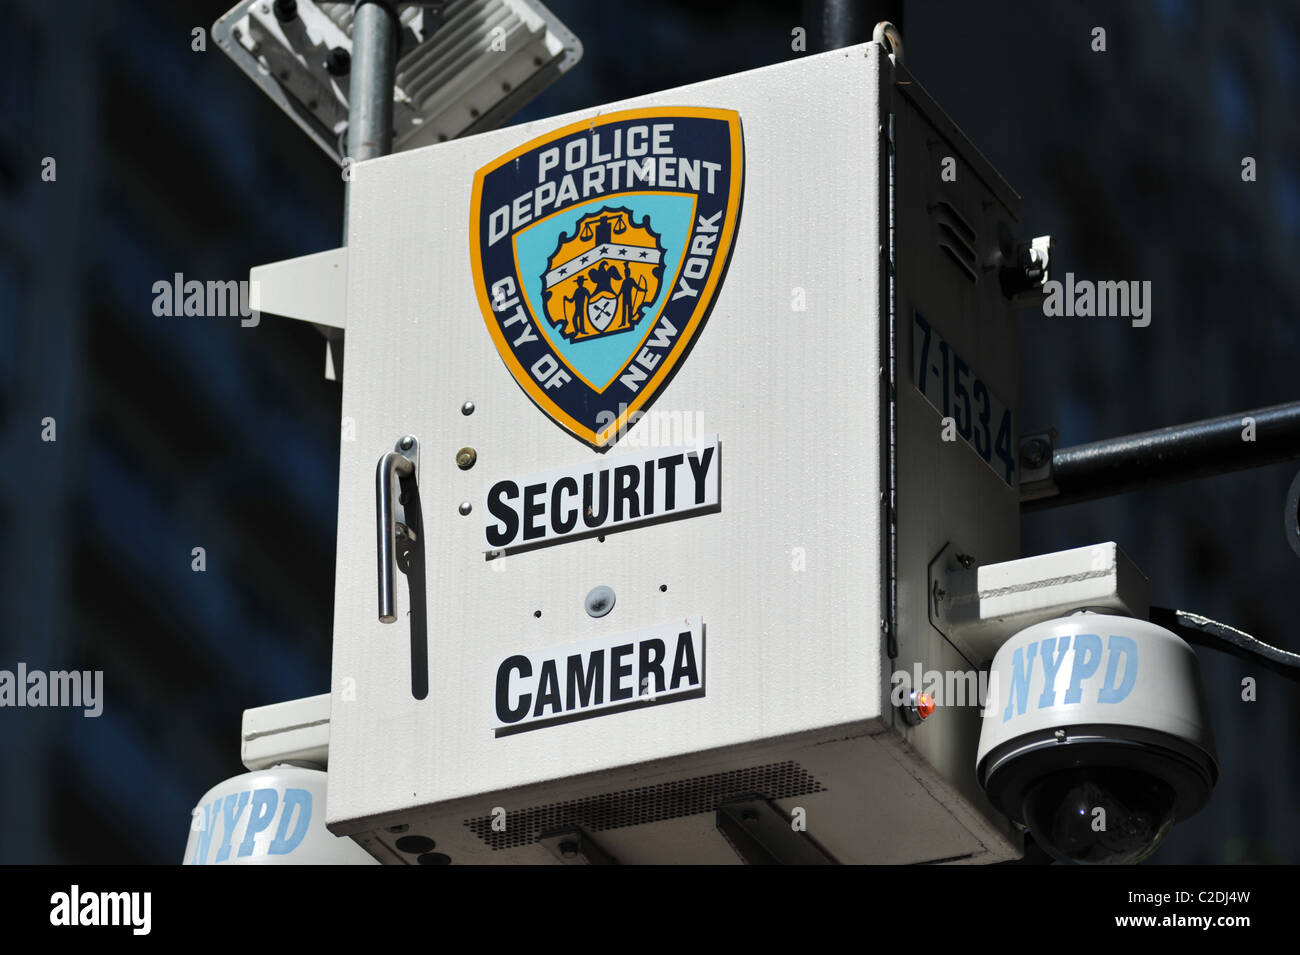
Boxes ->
[1021,766,1178,865]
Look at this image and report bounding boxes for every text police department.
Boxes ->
[485,123,725,247]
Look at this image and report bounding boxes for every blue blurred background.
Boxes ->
[0,0,1297,863]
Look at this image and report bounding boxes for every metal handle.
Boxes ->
[376,439,418,623]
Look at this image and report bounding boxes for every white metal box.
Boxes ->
[325,41,1023,863]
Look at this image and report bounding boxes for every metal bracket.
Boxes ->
[538,828,616,865]
[1000,234,1053,306]
[1017,430,1057,502]
[715,798,836,865]
[240,693,331,771]
[928,541,1149,665]
[926,540,976,656]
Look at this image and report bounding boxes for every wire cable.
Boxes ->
[1150,607,1300,682]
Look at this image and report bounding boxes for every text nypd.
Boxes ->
[1001,633,1138,723]
[188,785,314,864]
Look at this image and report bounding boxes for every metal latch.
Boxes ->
[376,435,419,624]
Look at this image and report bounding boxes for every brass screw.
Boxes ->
[456,447,477,470]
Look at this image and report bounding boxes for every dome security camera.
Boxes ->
[977,614,1218,864]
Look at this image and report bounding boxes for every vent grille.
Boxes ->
[933,198,979,283]
[464,760,826,850]
[398,2,540,110]
[319,0,550,115]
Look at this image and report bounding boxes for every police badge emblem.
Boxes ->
[470,107,743,449]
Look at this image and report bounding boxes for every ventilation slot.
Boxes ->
[933,199,979,284]
[464,760,826,850]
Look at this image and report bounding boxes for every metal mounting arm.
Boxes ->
[1022,401,1300,510]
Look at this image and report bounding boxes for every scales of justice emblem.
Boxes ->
[541,206,666,343]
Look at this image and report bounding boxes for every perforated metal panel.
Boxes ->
[464,760,825,850]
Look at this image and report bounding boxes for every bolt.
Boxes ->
[461,401,475,416]
[400,435,415,450]
[325,47,351,77]
[456,447,477,470]
[558,840,579,858]
[1054,729,1067,741]
[1020,438,1049,469]
[458,501,472,516]
[955,553,975,569]
[585,585,616,618]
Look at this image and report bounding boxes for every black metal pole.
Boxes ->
[1024,402,1300,510]
[802,0,903,52]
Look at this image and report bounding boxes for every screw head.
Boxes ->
[324,47,350,76]
[1021,438,1049,469]
[400,435,415,450]
[456,447,477,470]
[458,501,472,516]
[585,585,616,618]
[461,401,475,416]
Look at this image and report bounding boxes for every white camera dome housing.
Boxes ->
[977,614,1218,864]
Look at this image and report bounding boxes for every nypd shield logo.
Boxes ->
[470,107,743,449]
